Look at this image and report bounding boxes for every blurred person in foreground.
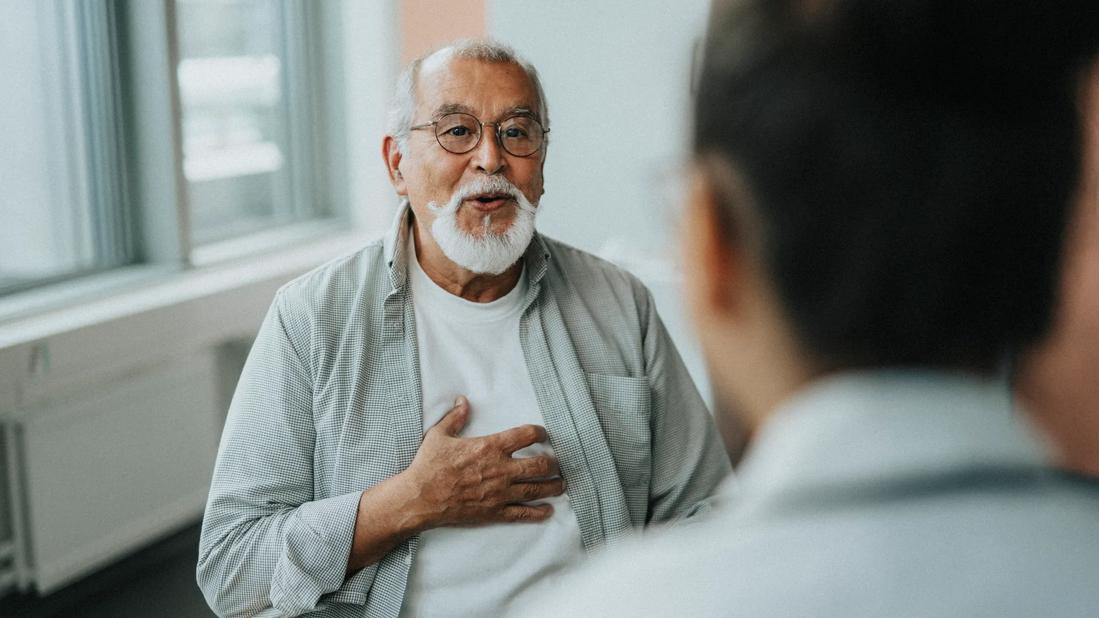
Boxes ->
[197,39,729,617]
[535,1,1099,615]
[1016,60,1099,480]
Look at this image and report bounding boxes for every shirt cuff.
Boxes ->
[269,490,362,614]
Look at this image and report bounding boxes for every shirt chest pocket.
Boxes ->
[584,372,652,522]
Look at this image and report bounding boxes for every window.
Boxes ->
[0,1,133,295]
[176,0,330,245]
[0,0,343,299]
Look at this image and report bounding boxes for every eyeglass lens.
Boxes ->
[435,113,544,157]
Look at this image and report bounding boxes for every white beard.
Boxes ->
[426,176,538,275]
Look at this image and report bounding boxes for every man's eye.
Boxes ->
[503,127,528,139]
[446,126,471,137]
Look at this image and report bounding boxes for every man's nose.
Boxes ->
[471,126,506,174]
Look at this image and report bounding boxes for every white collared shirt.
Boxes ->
[537,371,1099,617]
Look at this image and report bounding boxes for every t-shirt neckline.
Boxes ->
[407,239,528,323]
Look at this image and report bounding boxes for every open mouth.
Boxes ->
[466,192,515,210]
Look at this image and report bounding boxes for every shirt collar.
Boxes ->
[724,369,1052,514]
[384,202,413,292]
[383,200,552,292]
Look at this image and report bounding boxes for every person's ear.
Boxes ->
[681,167,745,323]
[538,144,548,198]
[383,135,407,196]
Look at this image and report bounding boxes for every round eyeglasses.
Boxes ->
[409,112,548,157]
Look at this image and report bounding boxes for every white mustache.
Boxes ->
[428,177,536,216]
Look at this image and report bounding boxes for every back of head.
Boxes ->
[695,0,1099,373]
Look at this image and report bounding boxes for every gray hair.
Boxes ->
[387,38,550,153]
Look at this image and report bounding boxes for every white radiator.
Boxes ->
[2,351,221,593]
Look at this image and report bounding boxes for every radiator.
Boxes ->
[1,350,221,594]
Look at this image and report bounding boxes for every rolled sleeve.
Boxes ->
[268,492,365,612]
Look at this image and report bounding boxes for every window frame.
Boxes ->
[0,0,352,306]
[0,1,135,297]
[145,0,351,265]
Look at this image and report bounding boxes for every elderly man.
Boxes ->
[196,39,729,617]
[542,1,1099,616]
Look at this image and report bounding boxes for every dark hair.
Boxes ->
[695,0,1099,373]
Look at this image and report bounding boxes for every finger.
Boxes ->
[491,423,548,454]
[508,455,561,481]
[508,478,566,502]
[431,397,470,437]
[498,503,554,523]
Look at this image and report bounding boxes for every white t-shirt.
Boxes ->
[400,243,585,617]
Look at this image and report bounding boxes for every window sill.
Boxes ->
[189,218,348,268]
[0,225,372,350]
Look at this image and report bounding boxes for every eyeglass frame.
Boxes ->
[408,112,550,158]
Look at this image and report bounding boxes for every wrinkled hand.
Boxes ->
[402,396,565,530]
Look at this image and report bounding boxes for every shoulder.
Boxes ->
[546,483,1099,616]
[534,524,731,616]
[272,236,388,326]
[539,235,653,308]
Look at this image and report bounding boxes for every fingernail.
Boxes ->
[454,396,464,407]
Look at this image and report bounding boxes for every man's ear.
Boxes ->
[383,135,407,196]
[681,169,744,321]
[538,145,548,198]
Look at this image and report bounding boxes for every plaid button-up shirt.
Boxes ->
[197,206,731,618]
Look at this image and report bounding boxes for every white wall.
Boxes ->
[488,0,714,402]
[487,0,709,257]
[341,0,402,231]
